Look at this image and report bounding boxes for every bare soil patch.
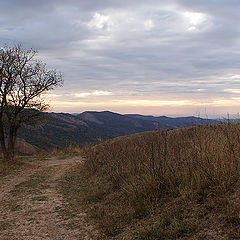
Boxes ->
[0,156,99,240]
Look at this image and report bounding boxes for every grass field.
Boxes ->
[61,123,240,239]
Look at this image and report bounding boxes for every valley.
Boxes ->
[17,111,220,153]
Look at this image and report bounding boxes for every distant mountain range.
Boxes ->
[17,111,220,152]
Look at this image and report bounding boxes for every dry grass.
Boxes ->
[88,123,240,196]
[0,160,25,177]
[50,145,83,155]
[47,145,86,159]
[60,123,240,239]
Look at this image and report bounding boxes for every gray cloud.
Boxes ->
[0,0,240,115]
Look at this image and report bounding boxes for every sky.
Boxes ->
[1,0,240,117]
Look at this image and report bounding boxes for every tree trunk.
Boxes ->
[4,149,15,162]
[0,123,8,162]
[6,125,17,162]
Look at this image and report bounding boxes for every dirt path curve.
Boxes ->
[0,156,99,240]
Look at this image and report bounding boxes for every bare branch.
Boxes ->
[0,45,63,162]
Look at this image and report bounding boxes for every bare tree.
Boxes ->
[0,45,63,162]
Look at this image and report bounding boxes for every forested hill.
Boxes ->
[18,111,220,151]
[125,114,217,129]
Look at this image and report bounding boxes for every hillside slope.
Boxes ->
[18,111,157,150]
[62,123,240,239]
[18,111,219,151]
[126,114,219,129]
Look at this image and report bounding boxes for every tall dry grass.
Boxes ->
[85,123,240,209]
[49,144,83,156]
[59,123,240,238]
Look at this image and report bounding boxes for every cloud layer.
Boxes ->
[1,0,240,116]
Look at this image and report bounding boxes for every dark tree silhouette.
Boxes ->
[0,45,63,162]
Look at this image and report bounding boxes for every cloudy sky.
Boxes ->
[1,0,240,117]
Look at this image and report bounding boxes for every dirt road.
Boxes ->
[0,156,99,240]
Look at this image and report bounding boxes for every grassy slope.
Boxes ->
[61,124,240,239]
